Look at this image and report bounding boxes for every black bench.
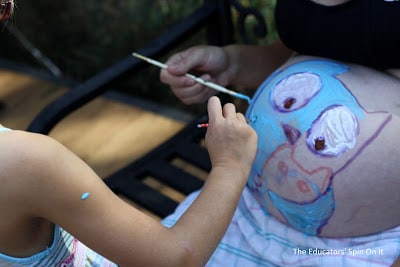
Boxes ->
[27,0,268,218]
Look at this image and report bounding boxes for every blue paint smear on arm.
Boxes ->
[81,192,90,200]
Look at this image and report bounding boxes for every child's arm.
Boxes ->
[2,96,256,267]
[169,96,258,265]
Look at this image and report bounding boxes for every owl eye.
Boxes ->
[283,97,296,109]
[307,105,359,157]
[272,73,321,112]
[314,137,326,151]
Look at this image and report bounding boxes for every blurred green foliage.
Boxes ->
[0,0,276,112]
[3,0,205,78]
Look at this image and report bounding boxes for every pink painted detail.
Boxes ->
[262,144,333,202]
[296,179,311,193]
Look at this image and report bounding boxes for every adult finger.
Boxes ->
[166,48,206,75]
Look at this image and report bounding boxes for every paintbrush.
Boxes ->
[196,117,255,128]
[132,52,252,104]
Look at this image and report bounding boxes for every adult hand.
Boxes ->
[160,46,234,104]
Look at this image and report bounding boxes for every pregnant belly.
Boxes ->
[245,56,400,237]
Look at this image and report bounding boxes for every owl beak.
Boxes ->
[282,123,301,145]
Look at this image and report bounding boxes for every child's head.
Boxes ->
[0,0,14,22]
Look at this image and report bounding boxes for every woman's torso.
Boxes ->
[245,55,400,237]
[275,0,400,69]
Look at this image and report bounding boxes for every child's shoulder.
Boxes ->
[0,129,58,161]
[0,130,63,193]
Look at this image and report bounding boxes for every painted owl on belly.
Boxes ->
[245,60,391,235]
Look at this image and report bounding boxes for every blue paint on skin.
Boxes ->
[246,60,364,185]
[268,188,335,235]
[244,59,365,234]
[81,192,90,200]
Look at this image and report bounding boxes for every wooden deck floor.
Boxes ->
[0,68,194,219]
